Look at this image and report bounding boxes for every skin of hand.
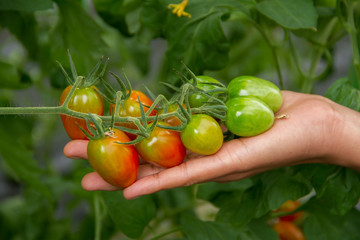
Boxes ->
[63,91,360,199]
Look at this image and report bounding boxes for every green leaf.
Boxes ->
[101,191,156,239]
[0,61,32,89]
[216,170,311,226]
[0,0,53,11]
[256,0,318,30]
[303,203,360,240]
[261,170,312,210]
[181,214,240,240]
[93,0,142,37]
[197,180,253,202]
[325,78,360,111]
[239,218,279,240]
[50,0,106,75]
[216,181,267,227]
[140,0,254,82]
[296,164,360,215]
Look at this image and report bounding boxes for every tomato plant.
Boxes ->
[60,85,104,140]
[87,128,139,188]
[180,114,223,155]
[225,96,274,137]
[135,123,186,168]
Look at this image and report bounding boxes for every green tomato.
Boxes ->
[181,114,223,155]
[225,96,274,137]
[189,75,224,108]
[227,76,282,113]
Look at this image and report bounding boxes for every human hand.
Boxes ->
[63,91,360,199]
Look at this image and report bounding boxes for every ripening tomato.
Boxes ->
[227,76,282,113]
[159,103,186,126]
[225,96,274,137]
[278,200,304,222]
[87,128,139,188]
[181,114,223,155]
[60,85,104,140]
[135,123,186,168]
[273,221,305,240]
[110,90,156,139]
[189,75,224,108]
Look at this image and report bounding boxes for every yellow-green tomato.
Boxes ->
[225,96,274,137]
[227,76,282,112]
[180,114,223,155]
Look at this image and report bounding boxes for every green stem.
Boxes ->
[0,106,63,115]
[301,50,323,93]
[150,226,182,240]
[94,193,102,240]
[345,0,360,87]
[300,17,338,93]
[247,19,285,89]
[62,76,85,107]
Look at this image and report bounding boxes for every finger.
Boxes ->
[137,164,165,178]
[81,172,120,191]
[123,141,244,199]
[63,140,89,159]
[210,168,264,183]
[80,164,166,191]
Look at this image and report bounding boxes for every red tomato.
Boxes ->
[87,128,139,188]
[273,221,305,240]
[110,90,156,139]
[135,123,186,168]
[278,200,304,222]
[60,85,104,140]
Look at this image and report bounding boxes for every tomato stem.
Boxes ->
[93,193,102,240]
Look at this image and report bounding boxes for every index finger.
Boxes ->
[63,140,89,159]
[123,140,246,199]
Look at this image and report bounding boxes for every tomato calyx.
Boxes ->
[57,50,108,89]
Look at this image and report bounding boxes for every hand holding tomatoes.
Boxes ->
[64,91,353,199]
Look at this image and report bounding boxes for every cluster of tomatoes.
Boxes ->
[272,200,306,240]
[60,67,283,188]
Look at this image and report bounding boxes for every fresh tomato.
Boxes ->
[227,76,282,113]
[189,75,224,108]
[225,96,274,137]
[87,128,139,188]
[273,221,305,240]
[159,103,186,126]
[180,114,223,155]
[277,200,304,222]
[110,90,156,139]
[60,85,104,140]
[135,123,186,168]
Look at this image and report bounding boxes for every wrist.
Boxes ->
[327,103,360,171]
